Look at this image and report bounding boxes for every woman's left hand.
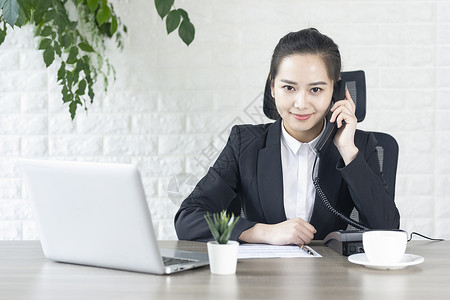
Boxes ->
[330,89,359,165]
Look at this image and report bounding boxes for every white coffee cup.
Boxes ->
[362,230,408,265]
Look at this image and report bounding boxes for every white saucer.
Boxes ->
[348,253,424,270]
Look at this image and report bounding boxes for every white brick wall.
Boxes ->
[0,0,449,240]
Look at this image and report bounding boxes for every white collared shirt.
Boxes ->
[280,120,325,221]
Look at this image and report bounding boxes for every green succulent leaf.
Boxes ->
[204,210,239,244]
[205,213,221,242]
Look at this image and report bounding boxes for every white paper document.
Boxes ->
[237,244,322,259]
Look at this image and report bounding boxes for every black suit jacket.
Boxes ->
[174,119,400,241]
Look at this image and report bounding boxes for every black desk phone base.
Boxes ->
[323,230,366,256]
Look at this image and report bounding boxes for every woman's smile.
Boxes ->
[291,113,312,120]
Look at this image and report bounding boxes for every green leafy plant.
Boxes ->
[204,210,239,244]
[0,0,195,119]
[0,0,127,119]
[155,0,195,46]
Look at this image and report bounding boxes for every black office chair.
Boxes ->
[262,71,399,230]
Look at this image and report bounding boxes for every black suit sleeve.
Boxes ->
[337,132,400,229]
[174,126,257,242]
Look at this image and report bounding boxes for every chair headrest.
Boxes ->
[263,70,367,122]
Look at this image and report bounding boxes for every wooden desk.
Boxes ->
[0,240,448,300]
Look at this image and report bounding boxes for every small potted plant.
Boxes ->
[204,210,240,275]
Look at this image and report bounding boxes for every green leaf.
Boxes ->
[43,46,54,67]
[178,19,195,46]
[98,22,111,37]
[67,46,78,64]
[204,214,220,242]
[88,86,95,103]
[78,42,94,52]
[16,0,33,20]
[75,59,84,72]
[96,4,111,26]
[3,0,20,28]
[154,0,173,19]
[87,0,99,12]
[61,34,73,48]
[57,62,65,82]
[44,9,56,22]
[0,29,6,45]
[38,38,51,50]
[96,53,103,69]
[54,3,70,33]
[177,8,188,20]
[54,41,61,56]
[76,79,86,95]
[34,0,51,24]
[62,85,72,102]
[110,15,118,35]
[40,26,52,37]
[165,10,180,34]
[72,68,79,83]
[15,6,27,27]
[69,100,78,120]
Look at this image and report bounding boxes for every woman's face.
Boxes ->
[271,54,334,143]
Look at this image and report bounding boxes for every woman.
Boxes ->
[174,28,400,245]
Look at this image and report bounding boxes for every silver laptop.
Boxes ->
[20,159,209,274]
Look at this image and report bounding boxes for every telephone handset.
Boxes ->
[311,78,369,231]
[314,79,346,155]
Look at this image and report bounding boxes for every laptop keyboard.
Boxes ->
[162,256,198,266]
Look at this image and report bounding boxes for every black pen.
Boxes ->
[300,244,314,256]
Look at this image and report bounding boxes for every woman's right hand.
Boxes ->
[239,218,317,245]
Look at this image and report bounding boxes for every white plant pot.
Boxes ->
[207,240,239,275]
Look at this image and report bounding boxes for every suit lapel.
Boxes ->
[257,119,286,224]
